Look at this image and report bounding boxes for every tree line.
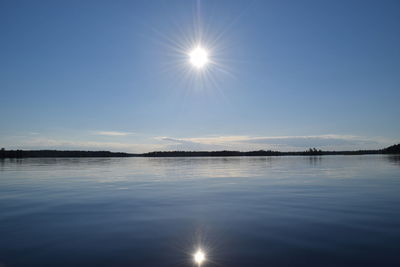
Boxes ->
[1,144,399,158]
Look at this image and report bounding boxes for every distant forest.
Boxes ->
[0,149,133,158]
[1,144,399,158]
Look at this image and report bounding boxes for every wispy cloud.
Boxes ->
[94,131,134,136]
[158,137,225,151]
[158,134,395,151]
[1,133,396,153]
[239,135,380,147]
[5,138,162,153]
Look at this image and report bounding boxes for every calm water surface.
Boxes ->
[1,155,400,266]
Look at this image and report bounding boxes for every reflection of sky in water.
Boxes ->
[0,155,400,266]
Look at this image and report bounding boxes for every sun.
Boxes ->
[193,249,206,265]
[189,46,209,69]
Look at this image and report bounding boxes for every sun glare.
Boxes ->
[194,249,206,265]
[189,46,209,69]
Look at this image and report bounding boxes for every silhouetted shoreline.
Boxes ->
[1,144,399,158]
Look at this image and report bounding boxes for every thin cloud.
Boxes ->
[7,138,163,153]
[94,131,134,136]
[241,135,379,147]
[159,134,394,151]
[158,137,225,151]
[2,134,396,154]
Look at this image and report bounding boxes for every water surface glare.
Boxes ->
[1,155,400,266]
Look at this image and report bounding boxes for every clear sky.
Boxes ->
[1,0,399,152]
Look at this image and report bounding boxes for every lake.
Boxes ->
[1,155,400,266]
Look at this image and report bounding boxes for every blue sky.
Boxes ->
[1,0,399,152]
